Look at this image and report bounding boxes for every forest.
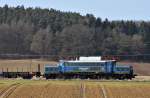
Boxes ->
[0,5,150,56]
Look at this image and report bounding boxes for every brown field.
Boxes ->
[0,80,150,98]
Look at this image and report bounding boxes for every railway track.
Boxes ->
[0,83,21,98]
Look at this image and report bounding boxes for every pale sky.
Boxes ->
[0,0,149,20]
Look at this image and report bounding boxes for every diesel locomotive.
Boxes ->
[45,57,134,79]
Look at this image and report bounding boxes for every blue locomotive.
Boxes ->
[44,57,134,79]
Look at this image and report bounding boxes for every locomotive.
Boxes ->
[45,57,134,79]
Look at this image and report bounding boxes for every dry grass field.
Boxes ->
[0,80,150,98]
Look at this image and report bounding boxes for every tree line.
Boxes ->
[0,5,150,56]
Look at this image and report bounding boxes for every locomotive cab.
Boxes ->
[113,65,134,79]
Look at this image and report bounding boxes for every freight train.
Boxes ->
[0,57,134,79]
[45,57,134,79]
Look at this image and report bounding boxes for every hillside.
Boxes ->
[0,5,150,57]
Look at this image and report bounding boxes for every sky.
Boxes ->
[0,0,149,21]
